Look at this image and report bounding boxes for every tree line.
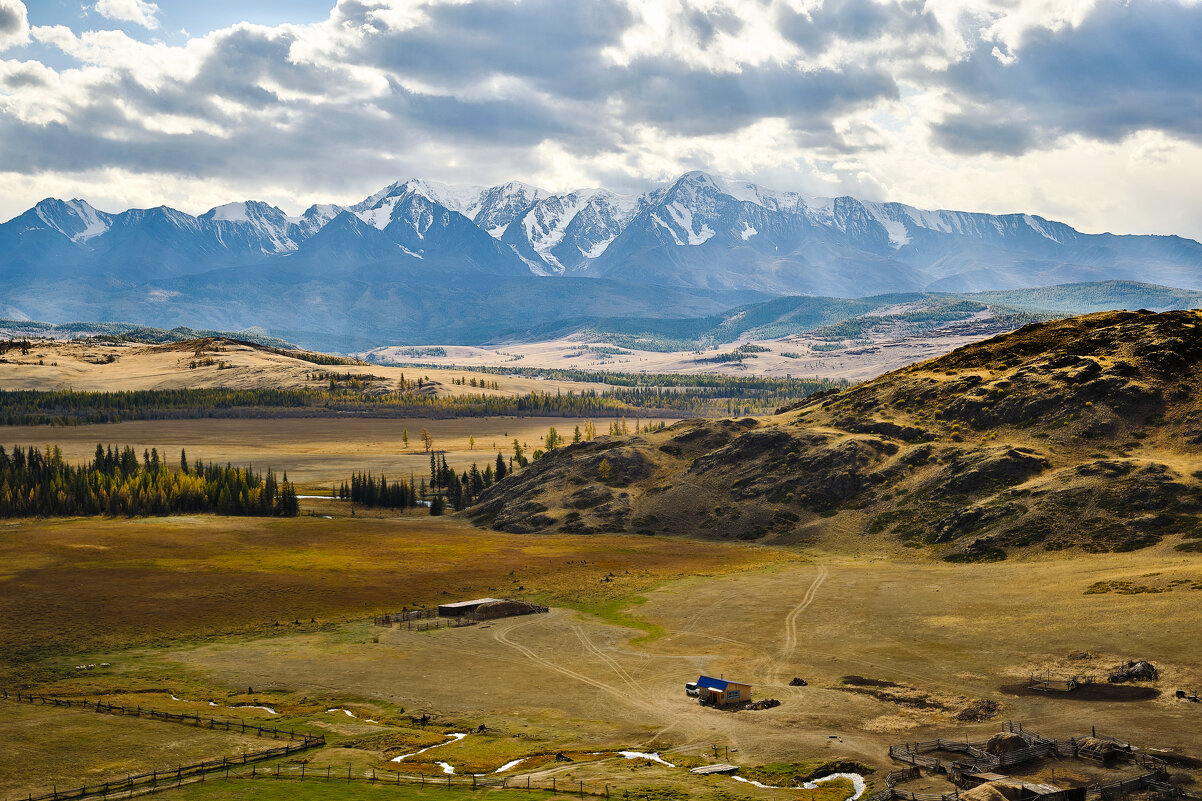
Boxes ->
[0,444,298,518]
[339,452,509,516]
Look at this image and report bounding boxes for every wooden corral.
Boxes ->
[875,723,1169,801]
[1027,671,1097,693]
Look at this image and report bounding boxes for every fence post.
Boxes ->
[301,764,304,782]
[580,780,584,798]
[348,764,352,783]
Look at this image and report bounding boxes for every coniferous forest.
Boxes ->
[0,444,299,518]
[0,371,846,426]
[339,452,507,515]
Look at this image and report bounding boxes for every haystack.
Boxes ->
[1076,737,1121,761]
[984,733,1028,756]
[962,782,1024,801]
[1109,660,1158,683]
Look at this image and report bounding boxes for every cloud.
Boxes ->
[92,0,161,30]
[0,0,1199,243]
[935,0,1202,154]
[0,0,29,51]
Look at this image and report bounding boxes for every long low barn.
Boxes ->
[438,598,504,617]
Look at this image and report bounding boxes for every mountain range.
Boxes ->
[2,172,1201,350]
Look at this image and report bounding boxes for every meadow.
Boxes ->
[0,417,643,492]
[3,511,1200,800]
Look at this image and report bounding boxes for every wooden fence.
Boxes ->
[877,724,1170,801]
[2,691,325,801]
[374,608,435,625]
[114,760,714,800]
[1,691,320,744]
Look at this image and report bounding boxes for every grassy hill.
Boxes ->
[470,309,1202,559]
[541,281,1202,351]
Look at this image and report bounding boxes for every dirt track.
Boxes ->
[98,544,1202,775]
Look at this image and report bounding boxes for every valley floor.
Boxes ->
[3,514,1199,799]
[362,327,1000,382]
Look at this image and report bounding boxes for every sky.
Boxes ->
[1,0,1201,239]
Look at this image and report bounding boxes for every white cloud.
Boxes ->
[0,0,29,51]
[92,0,161,30]
[0,0,1198,244]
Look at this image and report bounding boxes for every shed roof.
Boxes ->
[696,675,749,691]
[439,598,504,609]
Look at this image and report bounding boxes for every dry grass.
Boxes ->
[0,700,265,797]
[0,417,655,490]
[0,514,786,672]
[0,339,606,398]
[132,544,1202,773]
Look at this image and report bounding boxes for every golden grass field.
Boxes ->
[0,417,652,491]
[3,509,1200,800]
[0,701,265,798]
[0,339,605,397]
[3,319,1202,801]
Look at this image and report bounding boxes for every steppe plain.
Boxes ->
[0,329,1199,801]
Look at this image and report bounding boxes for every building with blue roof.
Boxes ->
[685,675,751,706]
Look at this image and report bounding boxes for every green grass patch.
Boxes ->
[738,760,872,792]
[547,594,667,645]
[169,778,566,801]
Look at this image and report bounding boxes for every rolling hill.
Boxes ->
[470,309,1202,559]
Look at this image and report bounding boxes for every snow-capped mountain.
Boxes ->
[2,171,1202,348]
[463,181,547,238]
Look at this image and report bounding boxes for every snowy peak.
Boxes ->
[201,200,285,223]
[295,203,348,238]
[503,188,638,273]
[31,198,112,243]
[200,200,299,253]
[4,172,1200,299]
[468,181,548,238]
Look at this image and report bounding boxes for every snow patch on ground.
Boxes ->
[739,221,757,240]
[170,694,273,713]
[580,234,617,258]
[733,772,867,797]
[881,219,909,248]
[1023,214,1062,242]
[356,196,399,230]
[390,733,468,763]
[619,751,676,767]
[664,201,715,245]
[494,759,526,773]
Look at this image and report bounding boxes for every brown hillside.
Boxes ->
[471,309,1202,560]
[0,337,604,397]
